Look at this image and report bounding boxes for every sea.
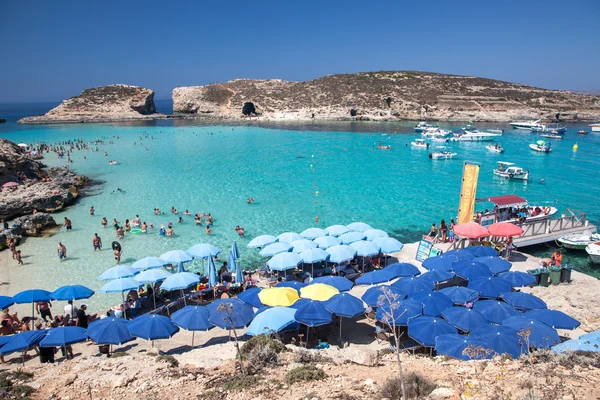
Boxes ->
[1,100,599,313]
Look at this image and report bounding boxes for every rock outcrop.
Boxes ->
[172,71,600,121]
[0,139,88,220]
[0,213,57,249]
[19,84,159,124]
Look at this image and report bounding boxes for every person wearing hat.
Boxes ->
[76,304,89,328]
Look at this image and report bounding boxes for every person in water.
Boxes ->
[205,225,212,235]
[184,210,191,216]
[178,216,183,223]
[141,222,148,233]
[171,207,178,214]
[124,219,131,232]
[195,214,202,226]
[132,215,141,226]
[159,225,166,236]
[101,217,108,228]
[235,225,245,237]
[112,219,120,229]
[116,226,125,239]
[64,217,72,231]
[247,197,255,204]
[113,247,122,263]
[57,242,67,259]
[92,233,102,251]
[166,226,174,236]
[89,206,95,216]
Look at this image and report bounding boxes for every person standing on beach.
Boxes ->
[15,250,24,265]
[57,242,67,259]
[64,217,72,231]
[92,233,102,251]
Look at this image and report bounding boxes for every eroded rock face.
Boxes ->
[19,84,157,124]
[171,72,600,121]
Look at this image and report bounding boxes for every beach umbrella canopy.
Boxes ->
[523,309,580,330]
[278,232,302,244]
[131,257,169,271]
[160,272,200,291]
[207,298,254,329]
[246,307,298,336]
[578,330,600,342]
[311,276,354,292]
[442,250,475,262]
[410,292,453,317]
[441,307,487,332]
[2,182,19,188]
[363,229,388,241]
[325,293,364,317]
[50,285,94,301]
[207,256,218,287]
[238,287,264,308]
[234,257,243,285]
[385,262,421,278]
[313,235,342,249]
[12,289,52,304]
[128,314,179,340]
[99,265,136,281]
[259,242,292,257]
[350,240,380,256]
[422,255,455,272]
[134,269,172,283]
[373,237,404,253]
[298,248,329,264]
[231,240,240,260]
[276,281,306,293]
[267,252,303,271]
[325,225,349,236]
[392,277,433,295]
[499,271,536,287]
[438,287,479,305]
[0,296,14,310]
[361,285,407,307]
[292,299,332,327]
[453,223,489,239]
[487,222,524,237]
[501,292,547,311]
[338,232,367,245]
[474,300,521,324]
[552,339,600,354]
[228,250,237,272]
[248,235,278,248]
[347,222,373,232]
[326,245,357,263]
[187,243,221,259]
[171,306,213,331]
[452,261,492,281]
[99,278,143,293]
[355,269,396,285]
[502,316,560,348]
[468,277,513,299]
[376,300,423,325]
[40,326,87,347]
[291,239,318,253]
[87,318,134,345]
[300,228,328,240]
[0,330,47,356]
[300,283,339,301]
[463,246,498,258]
[435,334,493,360]
[160,250,194,265]
[473,256,512,275]
[417,270,455,284]
[258,287,299,307]
[408,316,457,347]
[471,324,523,359]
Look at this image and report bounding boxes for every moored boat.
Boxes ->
[540,133,563,139]
[451,131,502,141]
[586,242,600,264]
[492,162,528,180]
[429,147,457,159]
[411,138,429,149]
[529,140,551,153]
[530,123,567,133]
[414,121,439,132]
[476,194,558,225]
[486,143,504,153]
[588,123,600,132]
[422,128,452,137]
[557,231,600,250]
[577,130,587,135]
[510,119,541,130]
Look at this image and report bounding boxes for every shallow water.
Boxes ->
[1,115,599,312]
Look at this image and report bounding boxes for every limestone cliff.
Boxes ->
[19,84,158,124]
[172,71,600,121]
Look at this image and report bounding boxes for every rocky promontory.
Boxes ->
[18,84,160,124]
[0,139,88,220]
[172,71,600,121]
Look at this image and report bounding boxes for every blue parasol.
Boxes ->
[523,309,580,330]
[259,242,292,257]
[468,277,513,298]
[473,300,520,324]
[187,243,221,259]
[355,269,396,285]
[267,252,303,271]
[87,317,134,345]
[451,261,492,280]
[40,326,87,347]
[422,255,455,271]
[338,232,367,245]
[346,222,373,232]
[473,256,512,274]
[376,300,423,326]
[498,271,536,287]
[392,277,433,295]
[207,298,254,329]
[246,307,298,336]
[410,292,453,317]
[361,285,407,307]
[131,257,169,271]
[99,265,136,281]
[311,276,354,292]
[326,245,357,263]
[408,316,457,347]
[300,228,328,240]
[384,262,421,278]
[470,324,523,359]
[501,292,547,311]
[363,229,389,241]
[502,316,560,349]
[435,334,493,360]
[128,314,179,341]
[313,235,341,249]
[325,225,349,236]
[438,286,479,305]
[373,237,404,253]
[441,307,487,333]
[247,235,278,248]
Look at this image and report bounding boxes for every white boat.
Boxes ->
[540,133,563,140]
[530,123,567,133]
[411,139,429,149]
[488,129,505,134]
[585,241,600,264]
[462,123,504,135]
[429,147,457,159]
[486,144,504,153]
[476,194,558,225]
[529,141,551,153]
[557,231,600,250]
[422,128,452,137]
[588,123,600,132]
[451,131,502,142]
[492,162,528,180]
[414,122,439,132]
[510,119,541,130]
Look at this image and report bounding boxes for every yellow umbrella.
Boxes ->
[258,287,300,307]
[300,283,339,301]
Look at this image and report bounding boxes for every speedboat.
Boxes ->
[411,139,429,149]
[529,140,551,153]
[422,128,452,137]
[586,242,600,264]
[452,131,502,141]
[493,162,528,180]
[429,147,457,159]
[577,130,587,135]
[588,123,600,132]
[476,194,558,224]
[557,231,600,250]
[486,144,505,153]
[488,129,505,134]
[510,119,541,130]
[540,133,563,140]
[530,123,567,133]
[414,121,439,132]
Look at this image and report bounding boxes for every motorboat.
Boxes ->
[510,119,541,130]
[585,241,600,264]
[557,231,600,250]
[492,162,528,180]
[414,121,439,132]
[577,130,587,135]
[486,144,505,153]
[422,128,453,137]
[540,133,563,140]
[429,147,457,159]
[530,123,567,133]
[488,129,505,134]
[529,140,551,153]
[462,123,504,135]
[476,194,558,225]
[451,131,502,141]
[376,140,391,150]
[411,139,429,149]
[430,135,450,143]
[588,123,600,132]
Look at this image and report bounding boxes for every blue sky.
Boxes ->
[1,0,599,102]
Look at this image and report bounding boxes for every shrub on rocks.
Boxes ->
[380,372,436,400]
[285,365,327,384]
[156,354,179,368]
[240,334,286,357]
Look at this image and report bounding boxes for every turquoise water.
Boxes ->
[1,116,599,312]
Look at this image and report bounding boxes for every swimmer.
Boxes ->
[101,217,108,228]
[89,206,95,216]
[112,218,120,229]
[124,219,131,232]
[205,225,212,235]
[171,207,178,214]
[133,215,141,226]
[159,225,166,236]
[235,225,245,237]
[116,226,125,239]
[166,226,174,236]
[195,214,202,225]
[141,222,148,233]
[178,216,183,223]
[207,214,213,225]
[113,248,122,263]
[104,152,108,156]
[247,197,255,204]
[184,210,191,216]
[149,223,154,229]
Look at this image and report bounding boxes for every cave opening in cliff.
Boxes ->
[242,102,256,116]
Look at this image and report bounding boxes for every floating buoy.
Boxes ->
[573,143,579,152]
[315,191,319,196]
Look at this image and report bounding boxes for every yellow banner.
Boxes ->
[457,163,480,224]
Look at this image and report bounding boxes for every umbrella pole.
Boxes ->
[192,331,195,347]
[339,317,343,346]
[182,289,187,306]
[152,290,156,310]
[121,292,126,319]
[311,263,314,277]
[31,303,35,330]
[22,351,25,366]
[306,326,309,348]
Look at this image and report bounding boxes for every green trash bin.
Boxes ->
[560,265,573,283]
[549,266,561,285]
[539,269,550,287]
[527,269,542,286]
